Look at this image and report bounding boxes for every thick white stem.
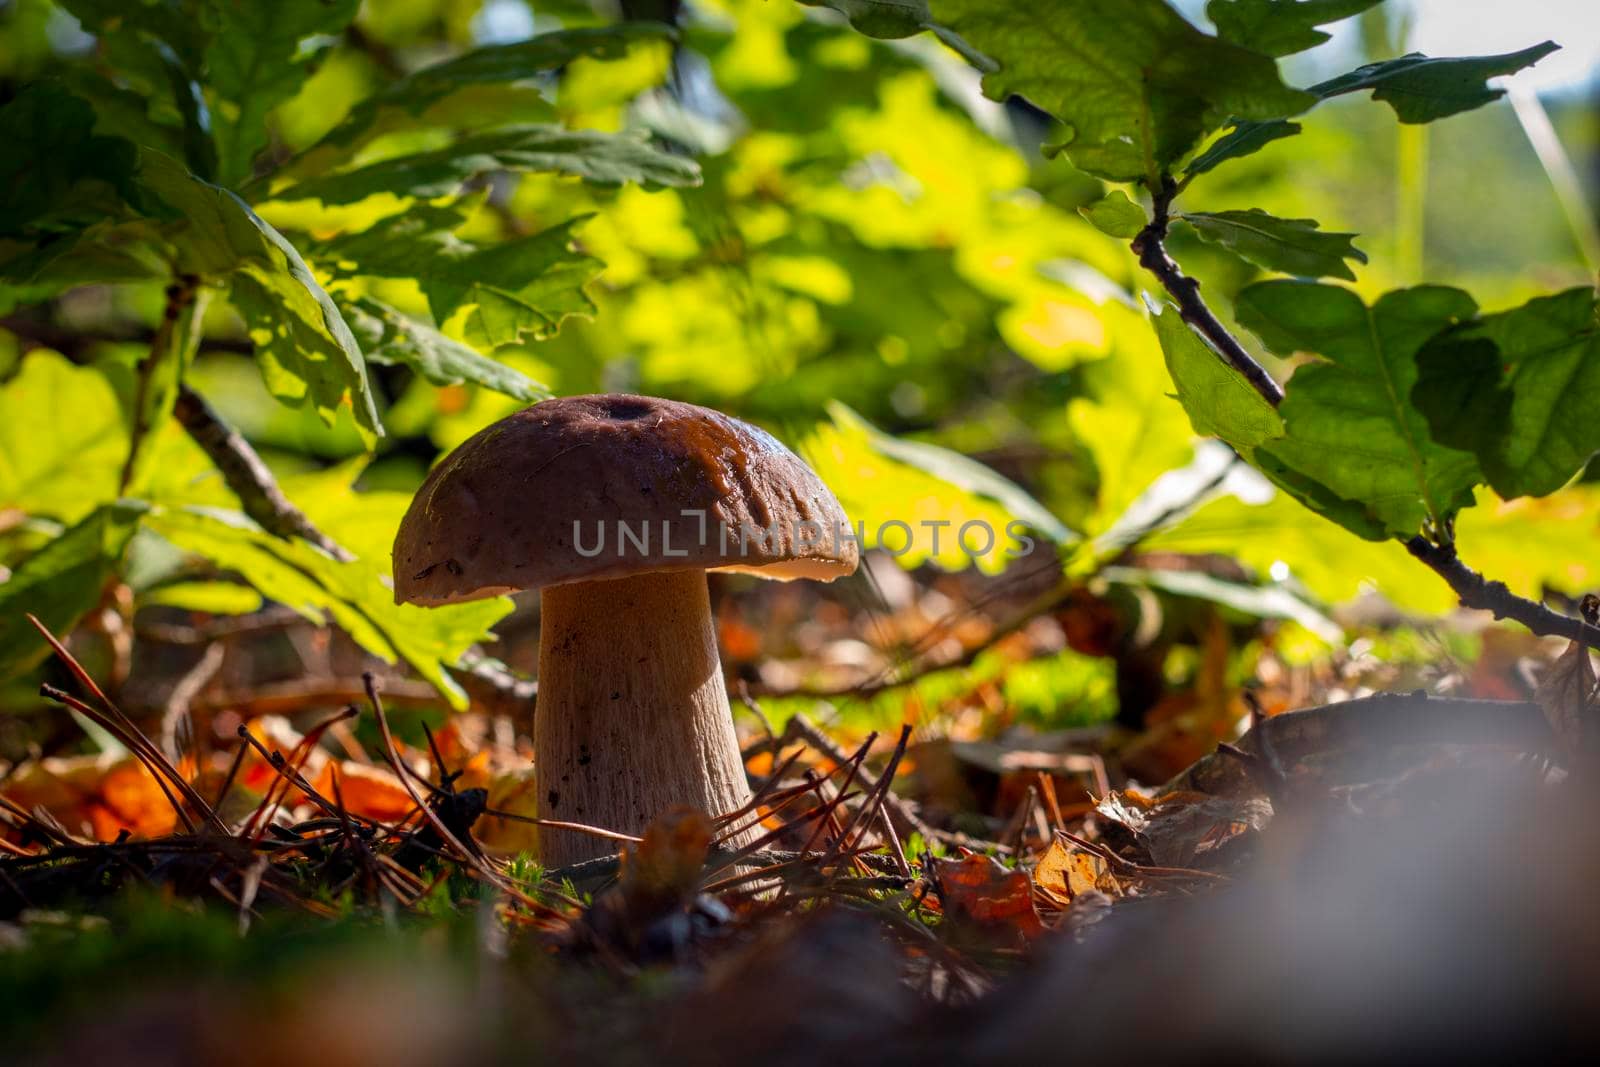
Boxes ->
[535,569,754,867]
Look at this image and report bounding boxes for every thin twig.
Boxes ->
[172,385,353,561]
[1131,177,1284,407]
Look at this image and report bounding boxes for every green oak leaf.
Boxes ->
[0,503,145,681]
[314,209,602,349]
[0,83,146,240]
[1185,119,1301,176]
[272,125,700,207]
[202,0,362,186]
[1079,190,1147,239]
[1237,281,1484,536]
[1313,42,1558,123]
[277,24,674,183]
[1207,0,1382,58]
[144,503,509,709]
[827,402,1075,545]
[928,0,1313,182]
[1187,42,1556,179]
[1413,287,1600,499]
[1180,208,1366,280]
[136,150,382,442]
[340,296,551,403]
[1149,300,1283,459]
[796,0,992,68]
[0,352,127,522]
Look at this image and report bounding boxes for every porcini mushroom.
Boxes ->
[393,394,858,866]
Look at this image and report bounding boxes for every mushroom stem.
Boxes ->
[535,568,754,867]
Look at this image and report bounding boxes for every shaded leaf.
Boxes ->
[1096,787,1270,867]
[1184,119,1300,176]
[1078,190,1147,239]
[1181,208,1366,280]
[203,0,362,186]
[340,297,551,403]
[274,125,701,207]
[0,83,146,240]
[1311,42,1558,124]
[929,0,1313,182]
[1413,288,1600,499]
[1236,281,1483,536]
[1149,300,1284,459]
[1191,43,1556,180]
[796,0,992,68]
[1207,0,1382,58]
[0,503,144,681]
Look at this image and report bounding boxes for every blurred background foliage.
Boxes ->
[0,0,1596,753]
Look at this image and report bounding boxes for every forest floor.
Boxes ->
[2,585,1596,1065]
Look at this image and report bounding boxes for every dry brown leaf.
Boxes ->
[1535,595,1600,762]
[931,850,1044,937]
[1097,788,1270,867]
[1033,838,1120,906]
[619,806,714,912]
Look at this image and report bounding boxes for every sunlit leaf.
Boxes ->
[316,210,602,349]
[1149,301,1283,459]
[281,24,675,181]
[143,503,509,709]
[0,352,127,522]
[796,0,992,68]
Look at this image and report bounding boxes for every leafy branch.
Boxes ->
[1133,180,1600,650]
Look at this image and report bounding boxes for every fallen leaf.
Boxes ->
[619,806,714,913]
[1033,838,1120,905]
[1097,788,1270,867]
[1535,595,1600,762]
[931,850,1044,937]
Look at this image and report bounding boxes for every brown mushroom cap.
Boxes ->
[393,394,859,605]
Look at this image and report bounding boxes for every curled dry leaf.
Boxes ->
[1097,788,1271,868]
[1535,594,1600,762]
[930,850,1044,938]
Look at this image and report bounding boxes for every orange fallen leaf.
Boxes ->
[1033,838,1119,906]
[931,850,1043,937]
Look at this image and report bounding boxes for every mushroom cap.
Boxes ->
[393,394,859,605]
